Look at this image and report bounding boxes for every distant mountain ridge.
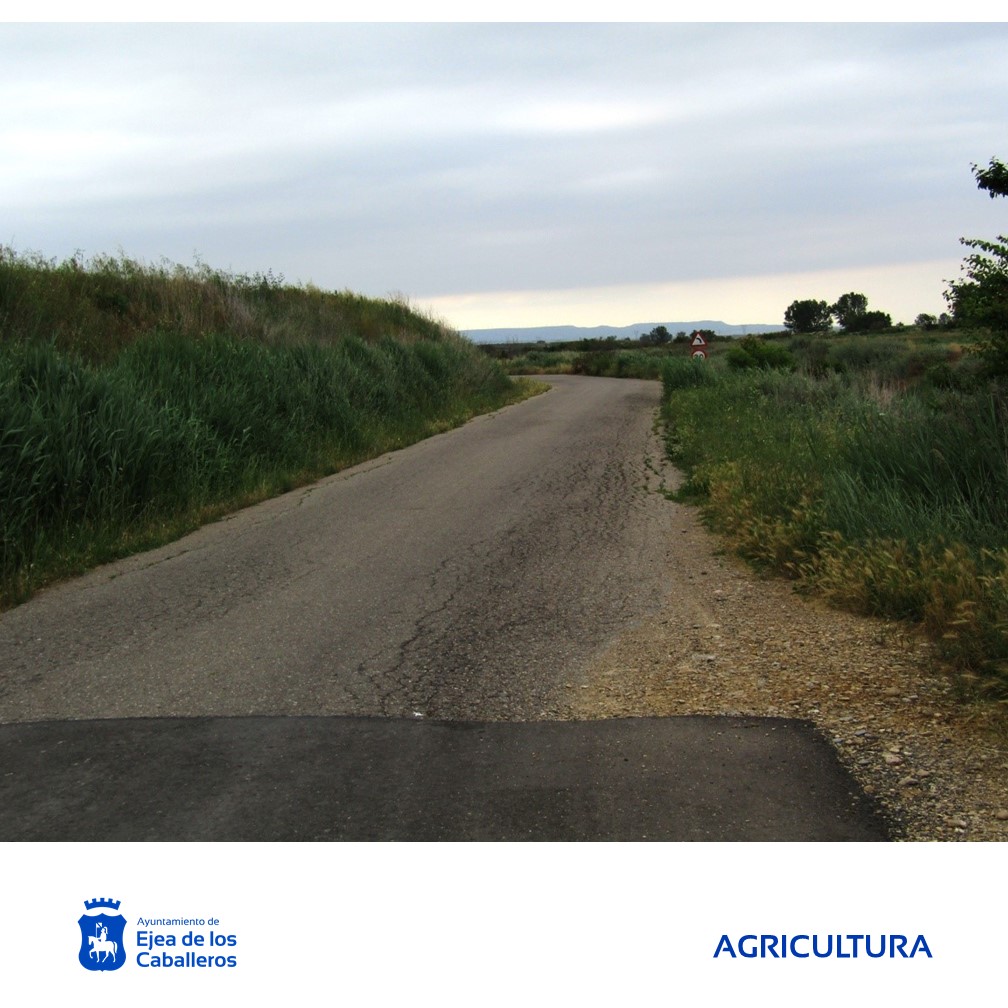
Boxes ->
[463,321,783,344]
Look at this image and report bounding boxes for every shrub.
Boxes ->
[725,336,796,371]
[571,349,666,379]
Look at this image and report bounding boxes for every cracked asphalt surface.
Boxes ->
[0,376,674,723]
[0,375,889,840]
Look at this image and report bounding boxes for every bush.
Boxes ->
[571,349,666,379]
[725,337,796,371]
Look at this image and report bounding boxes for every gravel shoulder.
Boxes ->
[554,424,1008,842]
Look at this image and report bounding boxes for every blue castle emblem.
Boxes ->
[78,897,127,971]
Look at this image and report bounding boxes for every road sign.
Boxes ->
[690,331,708,359]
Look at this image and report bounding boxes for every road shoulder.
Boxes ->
[558,454,1008,841]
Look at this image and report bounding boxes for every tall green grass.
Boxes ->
[0,247,449,360]
[661,355,1008,699]
[0,249,520,606]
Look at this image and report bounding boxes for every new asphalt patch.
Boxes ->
[1,715,889,841]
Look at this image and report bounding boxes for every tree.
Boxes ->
[641,325,671,346]
[784,298,832,333]
[831,292,869,330]
[945,157,1008,379]
[974,157,1008,199]
[861,310,892,332]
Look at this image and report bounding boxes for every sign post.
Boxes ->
[690,331,708,359]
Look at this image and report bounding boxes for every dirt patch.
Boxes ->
[555,447,1008,842]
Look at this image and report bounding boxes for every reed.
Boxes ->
[0,250,519,606]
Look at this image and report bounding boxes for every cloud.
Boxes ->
[1,22,1006,327]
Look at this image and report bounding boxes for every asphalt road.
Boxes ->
[0,375,678,723]
[1,716,887,841]
[0,375,889,840]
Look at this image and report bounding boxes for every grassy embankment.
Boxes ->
[659,331,1008,701]
[0,249,533,608]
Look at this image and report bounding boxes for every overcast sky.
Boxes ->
[3,22,1007,330]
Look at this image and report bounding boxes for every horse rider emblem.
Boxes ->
[78,897,127,971]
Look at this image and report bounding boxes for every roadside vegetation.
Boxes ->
[660,158,1008,701]
[662,339,1007,700]
[0,248,528,608]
